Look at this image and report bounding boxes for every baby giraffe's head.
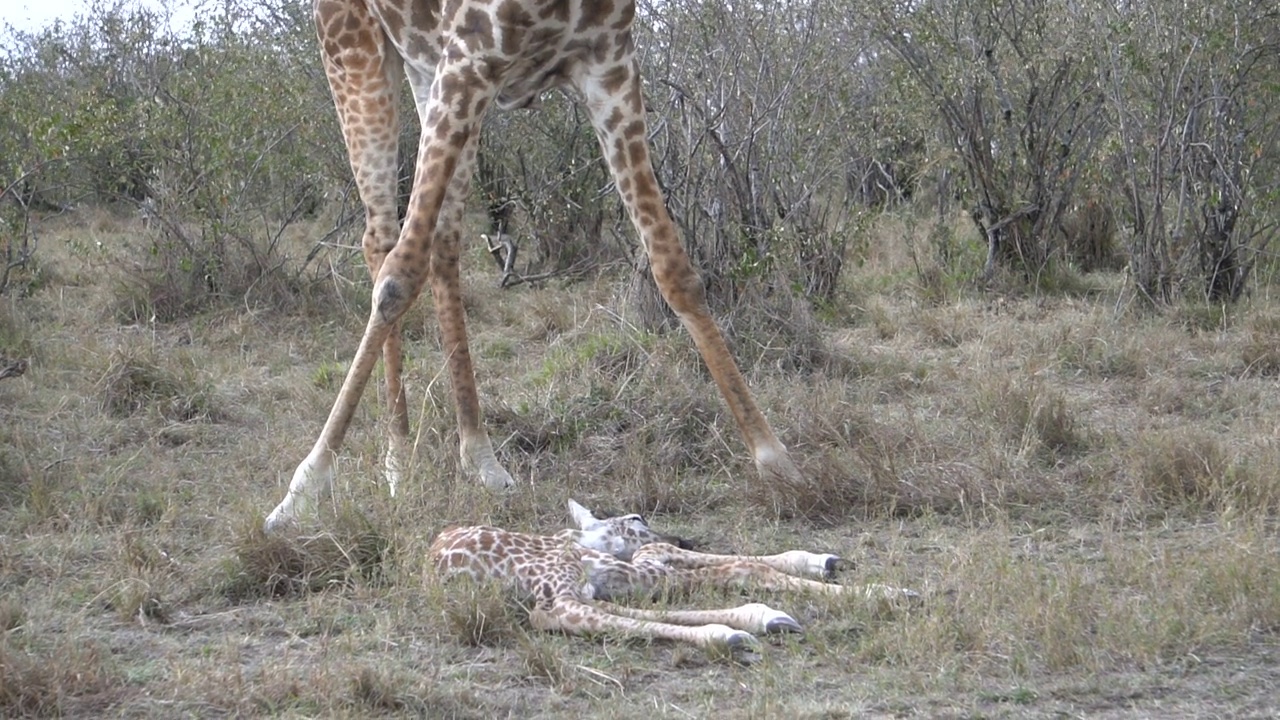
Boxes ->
[566,499,693,560]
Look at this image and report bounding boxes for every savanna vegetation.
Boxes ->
[1,0,1279,716]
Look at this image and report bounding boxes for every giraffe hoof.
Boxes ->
[707,626,760,662]
[742,604,803,635]
[478,466,516,491]
[263,510,297,535]
[722,630,762,664]
[264,498,305,534]
[763,615,804,635]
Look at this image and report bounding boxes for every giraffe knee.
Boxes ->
[652,256,707,317]
[374,276,411,324]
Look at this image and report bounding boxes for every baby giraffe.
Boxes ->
[429,501,920,657]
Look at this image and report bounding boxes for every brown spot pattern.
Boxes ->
[285,0,798,587]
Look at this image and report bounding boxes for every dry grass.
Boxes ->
[0,209,1278,717]
[223,509,392,600]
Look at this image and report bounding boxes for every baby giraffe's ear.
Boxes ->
[567,499,598,528]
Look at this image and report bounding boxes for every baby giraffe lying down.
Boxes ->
[429,500,921,657]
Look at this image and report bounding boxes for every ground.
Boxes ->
[1,208,1278,717]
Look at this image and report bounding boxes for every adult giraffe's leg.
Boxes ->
[266,0,411,530]
[266,46,495,530]
[575,60,803,487]
[423,126,514,490]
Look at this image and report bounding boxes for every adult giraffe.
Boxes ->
[265,0,802,530]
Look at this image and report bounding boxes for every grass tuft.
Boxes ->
[1125,432,1280,513]
[1127,430,1227,507]
[348,666,492,719]
[0,638,121,717]
[96,346,220,422]
[518,634,575,689]
[974,377,1090,464]
[1240,313,1280,376]
[107,577,170,624]
[348,666,408,713]
[223,510,391,600]
[0,600,23,633]
[438,576,527,647]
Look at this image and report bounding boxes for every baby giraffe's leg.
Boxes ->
[633,544,846,594]
[656,547,845,579]
[632,543,923,609]
[594,600,803,635]
[529,597,757,655]
[738,550,845,579]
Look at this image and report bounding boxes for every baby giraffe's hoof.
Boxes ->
[764,615,804,634]
[741,603,805,635]
[707,626,761,663]
[723,631,762,665]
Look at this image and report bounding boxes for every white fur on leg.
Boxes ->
[753,441,785,471]
[700,624,760,656]
[769,550,843,579]
[753,438,804,485]
[460,435,515,490]
[735,603,803,635]
[383,447,402,498]
[264,449,335,533]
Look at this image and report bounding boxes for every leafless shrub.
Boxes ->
[626,0,869,327]
[1099,0,1280,303]
[475,110,622,282]
[1058,196,1120,272]
[873,0,1107,281]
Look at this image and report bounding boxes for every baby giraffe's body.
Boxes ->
[429,501,920,655]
